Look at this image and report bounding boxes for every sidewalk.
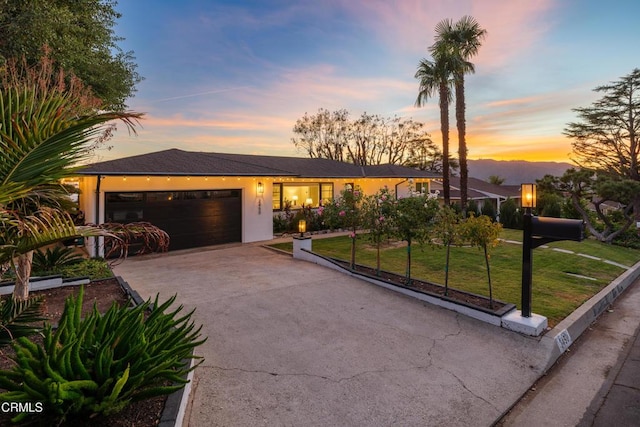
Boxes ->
[496,277,640,426]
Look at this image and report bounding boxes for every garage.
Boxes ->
[105,189,242,251]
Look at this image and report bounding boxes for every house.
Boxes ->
[74,149,439,254]
[430,176,521,217]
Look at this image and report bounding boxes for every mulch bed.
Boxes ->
[333,260,509,312]
[0,278,167,426]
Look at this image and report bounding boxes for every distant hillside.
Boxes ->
[467,159,573,185]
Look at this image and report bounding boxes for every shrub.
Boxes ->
[57,259,113,280]
[0,287,206,424]
[32,247,84,275]
[480,200,497,221]
[500,198,522,229]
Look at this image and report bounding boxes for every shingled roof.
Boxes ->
[78,149,440,179]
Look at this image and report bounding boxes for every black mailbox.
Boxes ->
[531,217,584,242]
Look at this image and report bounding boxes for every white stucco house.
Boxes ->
[73,149,440,255]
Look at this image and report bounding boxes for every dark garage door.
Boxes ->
[105,190,242,251]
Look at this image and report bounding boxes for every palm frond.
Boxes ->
[0,294,45,346]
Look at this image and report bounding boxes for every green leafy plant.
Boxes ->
[432,206,461,295]
[57,258,114,280]
[32,246,84,274]
[0,287,206,424]
[361,187,395,276]
[0,295,44,346]
[459,214,503,308]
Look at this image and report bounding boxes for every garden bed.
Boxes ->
[0,278,184,426]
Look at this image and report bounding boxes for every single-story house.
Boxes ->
[74,149,439,254]
[430,176,522,216]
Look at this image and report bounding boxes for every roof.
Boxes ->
[78,149,441,179]
[431,177,521,199]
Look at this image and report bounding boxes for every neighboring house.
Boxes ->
[430,177,521,218]
[74,149,439,254]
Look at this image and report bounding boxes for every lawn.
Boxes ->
[270,230,640,327]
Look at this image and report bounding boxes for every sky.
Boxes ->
[102,0,640,164]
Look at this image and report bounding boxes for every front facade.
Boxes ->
[74,149,439,254]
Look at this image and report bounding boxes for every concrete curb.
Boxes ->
[540,259,640,373]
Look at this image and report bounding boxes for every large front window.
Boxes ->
[272,183,333,211]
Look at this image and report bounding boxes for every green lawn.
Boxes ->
[270,230,640,327]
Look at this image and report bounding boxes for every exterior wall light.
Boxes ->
[257,181,264,195]
[298,219,306,237]
[521,183,537,209]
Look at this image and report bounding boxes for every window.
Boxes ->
[273,184,282,210]
[320,183,334,205]
[415,182,429,194]
[272,183,332,211]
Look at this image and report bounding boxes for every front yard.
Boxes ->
[270,229,640,326]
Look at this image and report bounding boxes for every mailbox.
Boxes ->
[531,217,584,242]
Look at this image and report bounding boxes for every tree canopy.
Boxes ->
[0,0,141,110]
[292,108,447,169]
[562,68,640,243]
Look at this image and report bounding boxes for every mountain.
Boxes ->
[467,159,573,185]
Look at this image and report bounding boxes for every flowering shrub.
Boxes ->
[321,185,364,267]
[361,187,395,275]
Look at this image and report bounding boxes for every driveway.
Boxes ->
[113,244,549,426]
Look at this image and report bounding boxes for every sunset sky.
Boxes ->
[103,0,639,164]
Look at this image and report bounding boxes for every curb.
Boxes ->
[540,259,640,373]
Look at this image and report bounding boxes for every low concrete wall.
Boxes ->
[541,260,640,372]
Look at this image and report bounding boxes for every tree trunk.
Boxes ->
[350,227,356,269]
[484,245,493,309]
[439,83,451,205]
[456,76,468,214]
[405,238,412,285]
[444,243,451,296]
[13,251,34,301]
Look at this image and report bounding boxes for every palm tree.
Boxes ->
[0,56,142,300]
[415,57,454,205]
[431,16,487,214]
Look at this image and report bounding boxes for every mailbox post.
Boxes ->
[520,183,585,318]
[521,184,536,318]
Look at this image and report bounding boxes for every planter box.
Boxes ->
[297,248,518,328]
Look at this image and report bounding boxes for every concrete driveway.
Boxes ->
[113,244,550,427]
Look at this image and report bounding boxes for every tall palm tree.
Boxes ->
[415,57,454,205]
[0,56,142,299]
[431,16,486,213]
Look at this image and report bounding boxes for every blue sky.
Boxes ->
[102,0,640,163]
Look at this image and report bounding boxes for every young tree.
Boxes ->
[431,16,487,213]
[563,69,640,241]
[391,195,439,284]
[432,206,460,295]
[0,0,142,110]
[459,214,502,308]
[321,185,364,268]
[361,187,395,276]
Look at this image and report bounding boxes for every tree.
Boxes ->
[0,54,142,300]
[0,0,142,110]
[563,69,640,242]
[459,214,502,308]
[432,206,460,295]
[321,185,364,269]
[488,175,505,185]
[432,16,487,213]
[391,194,439,284]
[361,187,395,276]
[415,57,454,203]
[292,109,434,166]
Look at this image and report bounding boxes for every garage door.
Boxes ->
[105,190,242,251]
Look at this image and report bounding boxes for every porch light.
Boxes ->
[257,181,264,195]
[298,219,306,237]
[521,183,537,209]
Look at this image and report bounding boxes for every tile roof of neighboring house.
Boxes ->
[78,149,441,179]
[431,176,521,199]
